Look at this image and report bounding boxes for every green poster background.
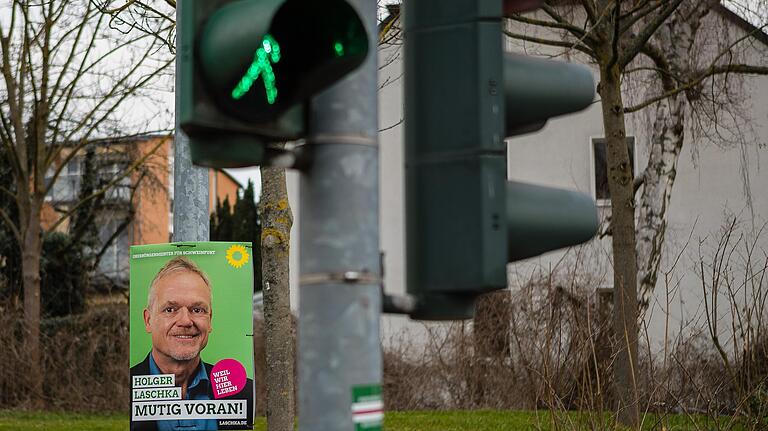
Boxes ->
[129,242,254,377]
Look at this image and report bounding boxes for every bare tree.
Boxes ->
[0,0,171,406]
[259,159,295,431]
[506,0,768,426]
[630,2,768,312]
[95,2,301,428]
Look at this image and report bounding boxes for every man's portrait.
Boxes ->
[130,246,254,431]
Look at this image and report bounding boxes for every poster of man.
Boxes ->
[130,242,255,431]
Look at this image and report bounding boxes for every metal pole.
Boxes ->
[173,1,209,243]
[299,0,381,428]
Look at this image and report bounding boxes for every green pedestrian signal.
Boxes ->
[231,34,281,103]
[404,0,598,320]
[178,0,369,168]
[334,42,345,57]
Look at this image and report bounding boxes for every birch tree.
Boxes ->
[630,1,768,312]
[0,0,171,406]
[506,0,768,426]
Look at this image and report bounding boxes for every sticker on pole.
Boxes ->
[351,384,383,431]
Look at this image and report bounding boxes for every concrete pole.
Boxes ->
[173,1,209,243]
[298,0,381,428]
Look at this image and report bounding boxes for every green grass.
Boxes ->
[0,409,747,430]
[0,411,266,431]
[385,410,744,430]
[384,410,532,430]
[0,410,126,431]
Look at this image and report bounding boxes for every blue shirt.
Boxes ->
[149,354,218,431]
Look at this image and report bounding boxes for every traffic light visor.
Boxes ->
[199,0,368,122]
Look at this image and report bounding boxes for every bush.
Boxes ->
[1,231,89,318]
[40,232,89,317]
[382,281,614,412]
[380,219,768,430]
[0,304,128,411]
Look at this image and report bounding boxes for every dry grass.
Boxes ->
[381,219,768,429]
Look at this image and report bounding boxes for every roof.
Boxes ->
[379,2,768,47]
[715,3,768,47]
[218,169,244,189]
[60,133,172,148]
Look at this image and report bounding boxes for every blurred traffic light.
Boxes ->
[404,0,598,319]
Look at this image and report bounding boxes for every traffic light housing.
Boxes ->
[404,0,599,319]
[178,0,368,167]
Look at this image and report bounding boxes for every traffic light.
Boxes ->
[404,0,598,319]
[178,0,368,167]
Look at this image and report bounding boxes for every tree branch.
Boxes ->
[619,1,663,36]
[633,175,644,196]
[44,54,172,198]
[619,0,653,20]
[45,38,160,195]
[508,13,584,36]
[49,4,97,116]
[503,30,596,58]
[576,0,599,26]
[379,8,400,44]
[52,46,171,178]
[639,41,671,75]
[47,9,109,164]
[92,0,176,50]
[90,210,133,270]
[0,5,28,183]
[99,0,138,14]
[619,0,686,69]
[541,4,598,46]
[625,64,768,113]
[0,206,21,244]
[605,1,621,71]
[0,106,24,181]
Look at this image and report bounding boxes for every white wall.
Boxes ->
[286,10,768,350]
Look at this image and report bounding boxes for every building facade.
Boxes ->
[43,135,242,291]
[284,4,768,346]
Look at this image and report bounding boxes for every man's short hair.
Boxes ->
[147,257,211,311]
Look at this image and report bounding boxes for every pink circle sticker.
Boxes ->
[210,358,247,399]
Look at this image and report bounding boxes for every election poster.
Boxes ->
[130,242,255,431]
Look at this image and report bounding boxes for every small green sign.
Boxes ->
[351,384,383,431]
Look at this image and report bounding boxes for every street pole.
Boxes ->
[173,0,209,243]
[299,0,382,428]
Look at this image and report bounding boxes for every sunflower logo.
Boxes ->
[225,244,249,269]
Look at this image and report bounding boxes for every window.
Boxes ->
[106,183,131,201]
[591,137,635,205]
[97,217,130,280]
[45,158,82,202]
[66,158,81,175]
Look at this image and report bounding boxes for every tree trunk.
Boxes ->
[21,198,43,408]
[259,165,295,431]
[599,65,640,428]
[635,0,714,313]
[636,91,685,312]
